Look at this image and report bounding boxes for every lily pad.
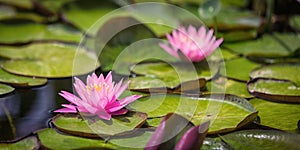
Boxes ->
[248,78,300,103]
[224,33,300,57]
[220,57,260,81]
[109,130,153,149]
[52,111,147,138]
[37,128,117,150]
[220,130,300,150]
[0,43,99,78]
[199,6,262,30]
[99,39,177,75]
[205,77,253,98]
[0,68,47,87]
[130,61,218,89]
[0,22,82,44]
[0,0,33,9]
[0,83,14,96]
[250,63,300,86]
[250,98,300,131]
[61,0,119,32]
[128,94,257,134]
[0,136,38,149]
[290,15,300,30]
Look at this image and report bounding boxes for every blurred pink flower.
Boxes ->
[159,25,223,62]
[55,72,142,120]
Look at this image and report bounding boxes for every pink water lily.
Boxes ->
[54,72,142,120]
[159,25,223,62]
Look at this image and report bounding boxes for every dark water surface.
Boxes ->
[0,78,73,141]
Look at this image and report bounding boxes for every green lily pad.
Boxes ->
[250,98,300,131]
[199,6,262,30]
[99,39,177,75]
[248,78,300,103]
[0,5,47,22]
[0,136,38,149]
[198,0,221,19]
[250,63,300,86]
[37,128,117,150]
[207,48,238,62]
[0,43,99,78]
[109,130,153,149]
[146,117,163,127]
[52,111,147,138]
[61,0,119,32]
[224,33,300,57]
[131,61,218,88]
[0,22,82,44]
[0,68,47,87]
[0,83,14,95]
[128,94,257,134]
[205,77,253,98]
[218,29,258,43]
[220,130,300,150]
[290,15,300,30]
[220,57,260,81]
[0,0,33,9]
[35,0,76,15]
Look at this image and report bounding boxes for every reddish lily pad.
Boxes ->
[52,111,147,138]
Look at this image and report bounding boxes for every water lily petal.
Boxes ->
[58,91,80,105]
[54,108,77,113]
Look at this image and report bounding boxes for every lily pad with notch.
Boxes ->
[128,94,257,134]
[250,98,300,131]
[37,128,118,150]
[223,33,300,58]
[129,61,218,92]
[52,111,147,138]
[0,43,99,78]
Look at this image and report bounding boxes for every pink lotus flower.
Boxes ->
[159,25,223,62]
[54,72,142,120]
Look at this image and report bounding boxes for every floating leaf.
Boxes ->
[199,0,221,19]
[130,61,218,90]
[0,83,14,95]
[0,0,33,9]
[37,128,117,150]
[128,94,257,134]
[220,130,300,150]
[250,63,300,86]
[35,0,76,15]
[220,57,260,81]
[290,15,300,30]
[61,0,119,31]
[201,137,232,150]
[0,68,47,87]
[218,29,258,43]
[224,33,300,57]
[0,22,82,44]
[206,77,253,98]
[248,78,300,103]
[250,98,300,131]
[109,130,153,149]
[0,43,99,78]
[0,136,38,149]
[52,111,147,138]
[199,6,262,30]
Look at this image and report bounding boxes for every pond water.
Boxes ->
[0,78,72,141]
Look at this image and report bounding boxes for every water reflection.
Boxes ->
[0,78,73,141]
